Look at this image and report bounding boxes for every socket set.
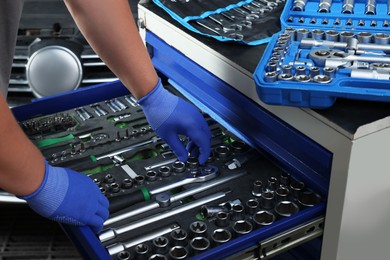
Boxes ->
[152,0,285,45]
[254,0,390,108]
[18,83,325,259]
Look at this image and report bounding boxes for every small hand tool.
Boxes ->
[300,38,390,53]
[95,136,161,161]
[342,0,354,13]
[108,165,219,213]
[365,0,376,15]
[309,49,390,67]
[104,170,246,226]
[106,223,180,255]
[100,191,229,242]
[318,0,332,13]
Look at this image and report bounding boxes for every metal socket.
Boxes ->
[275,187,290,202]
[295,65,307,76]
[278,73,294,81]
[282,64,293,74]
[233,220,253,236]
[211,229,232,246]
[311,29,325,40]
[134,243,149,258]
[313,74,332,84]
[298,191,322,207]
[134,175,145,186]
[260,191,275,210]
[339,31,355,42]
[201,205,228,218]
[117,250,131,260]
[146,171,158,182]
[296,28,310,41]
[323,67,336,78]
[214,145,231,158]
[289,179,305,198]
[252,180,263,197]
[325,30,339,41]
[295,74,311,82]
[189,221,208,238]
[169,246,188,260]
[357,32,372,44]
[158,166,171,177]
[152,236,169,255]
[148,254,167,260]
[245,199,260,215]
[264,71,278,83]
[275,201,300,217]
[215,211,230,227]
[253,210,275,228]
[172,161,186,173]
[121,178,133,189]
[231,204,245,221]
[374,33,390,45]
[190,237,211,255]
[310,67,320,77]
[170,229,188,246]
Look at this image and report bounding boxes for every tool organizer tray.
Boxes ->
[13,81,326,259]
[254,0,390,108]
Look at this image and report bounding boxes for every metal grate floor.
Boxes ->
[0,203,81,260]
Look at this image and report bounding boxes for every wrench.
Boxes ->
[309,49,390,67]
[95,136,161,161]
[108,165,219,213]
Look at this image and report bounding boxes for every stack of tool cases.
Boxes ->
[13,81,326,259]
[254,0,390,108]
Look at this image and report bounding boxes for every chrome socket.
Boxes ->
[170,229,188,247]
[311,29,325,40]
[245,199,260,215]
[264,71,278,82]
[309,66,320,77]
[201,205,228,218]
[233,220,253,237]
[275,187,290,202]
[253,210,275,228]
[211,229,232,246]
[134,243,150,259]
[374,33,390,45]
[280,171,290,187]
[295,74,311,82]
[190,237,211,255]
[296,28,310,41]
[298,191,322,207]
[323,67,336,78]
[260,191,275,210]
[266,177,279,192]
[148,254,167,260]
[251,180,263,197]
[189,221,208,238]
[325,30,339,41]
[215,211,230,227]
[282,64,293,74]
[146,171,158,182]
[121,178,133,189]
[278,73,294,81]
[169,246,188,260]
[294,65,307,76]
[357,32,373,43]
[152,236,169,255]
[339,31,355,42]
[116,250,131,260]
[172,161,186,173]
[275,201,300,218]
[289,179,305,198]
[313,74,332,84]
[231,204,245,221]
[158,166,171,178]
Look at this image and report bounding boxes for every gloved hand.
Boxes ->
[19,160,109,234]
[138,78,211,164]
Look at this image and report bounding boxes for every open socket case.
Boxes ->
[254,0,390,108]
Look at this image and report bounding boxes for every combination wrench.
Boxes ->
[108,165,219,213]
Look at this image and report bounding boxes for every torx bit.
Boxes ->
[322,18,329,25]
[310,17,317,24]
[346,18,353,26]
[384,20,390,27]
[358,19,365,26]
[371,20,377,27]
[334,17,341,25]
[298,17,305,23]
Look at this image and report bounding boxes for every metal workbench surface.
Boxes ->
[141,1,390,137]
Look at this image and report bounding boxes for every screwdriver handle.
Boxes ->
[108,187,151,214]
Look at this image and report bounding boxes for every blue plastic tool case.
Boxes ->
[12,32,330,260]
[254,0,390,108]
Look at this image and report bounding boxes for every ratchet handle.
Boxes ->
[108,187,150,214]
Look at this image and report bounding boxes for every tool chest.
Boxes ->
[12,70,328,259]
[254,0,390,108]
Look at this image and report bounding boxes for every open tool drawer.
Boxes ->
[254,0,390,108]
[12,31,330,260]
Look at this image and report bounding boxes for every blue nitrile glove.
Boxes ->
[19,160,109,234]
[138,78,212,164]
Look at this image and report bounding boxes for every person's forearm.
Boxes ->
[64,0,158,99]
[0,94,44,196]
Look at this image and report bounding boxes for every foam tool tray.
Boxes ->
[16,82,325,259]
[254,0,390,108]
